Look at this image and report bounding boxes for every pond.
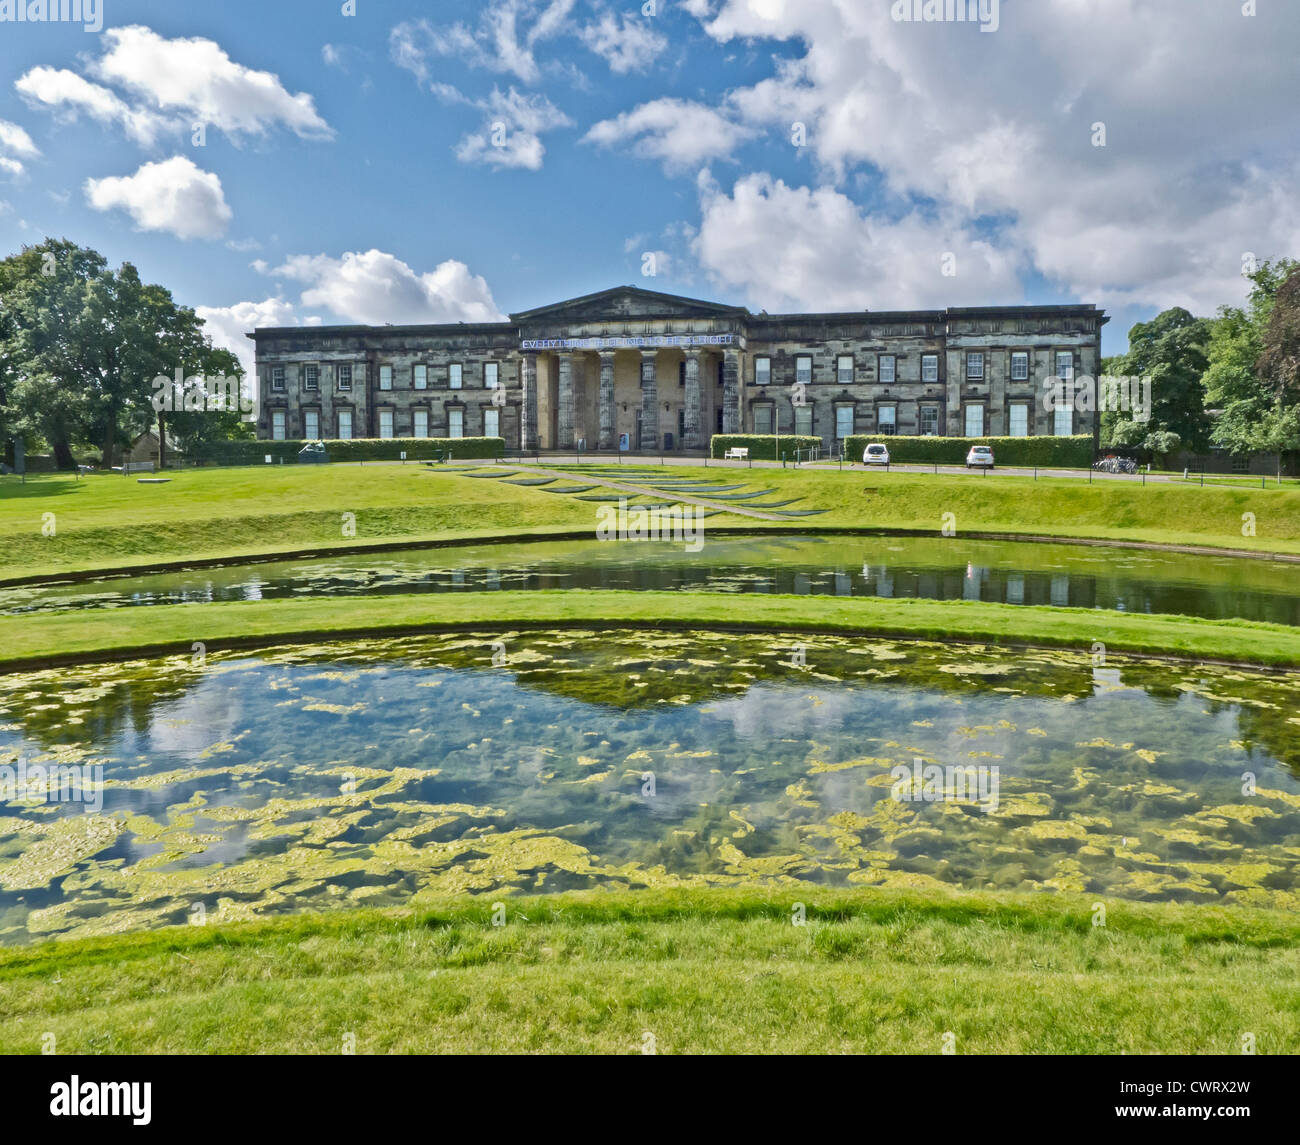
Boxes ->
[2,630,1298,942]
[4,534,1300,624]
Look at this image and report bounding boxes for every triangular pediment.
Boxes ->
[512,285,747,323]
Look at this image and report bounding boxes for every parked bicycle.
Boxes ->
[1093,455,1138,474]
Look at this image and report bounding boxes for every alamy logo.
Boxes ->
[151,369,254,414]
[595,497,705,553]
[1041,375,1152,422]
[0,757,103,812]
[0,0,103,32]
[50,1077,151,1126]
[891,0,1000,34]
[890,757,1000,813]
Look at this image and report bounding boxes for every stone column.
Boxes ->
[639,351,659,451]
[557,353,575,449]
[722,349,740,434]
[598,351,615,450]
[520,354,538,450]
[683,351,702,450]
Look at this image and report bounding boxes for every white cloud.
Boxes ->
[578,11,666,74]
[583,98,755,171]
[84,156,232,240]
[269,249,506,325]
[685,0,1300,316]
[694,171,1023,312]
[452,86,573,170]
[0,120,39,157]
[16,67,167,146]
[195,297,303,378]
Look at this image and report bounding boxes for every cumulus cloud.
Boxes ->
[451,86,573,170]
[578,11,666,74]
[195,297,304,378]
[0,118,38,178]
[583,98,755,171]
[682,0,1300,316]
[84,156,232,240]
[268,249,506,325]
[16,25,331,146]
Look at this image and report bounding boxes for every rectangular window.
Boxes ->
[413,409,429,438]
[795,355,812,385]
[837,355,854,384]
[449,363,463,389]
[794,405,812,435]
[1011,352,1029,381]
[967,352,984,381]
[878,406,897,436]
[448,407,463,438]
[378,409,394,439]
[485,362,499,388]
[920,406,939,436]
[414,364,427,390]
[379,365,393,391]
[1009,403,1029,437]
[755,357,771,385]
[965,404,984,437]
[304,365,319,391]
[484,407,500,437]
[878,355,896,384]
[754,405,774,434]
[835,406,854,439]
[304,409,319,439]
[921,354,939,383]
[271,410,286,440]
[1055,351,1074,380]
[1054,403,1074,435]
[337,409,352,439]
[337,364,352,391]
[271,366,285,392]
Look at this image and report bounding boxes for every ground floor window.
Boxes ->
[303,409,319,439]
[920,406,939,436]
[448,407,464,438]
[483,407,499,438]
[794,405,812,436]
[1053,403,1073,436]
[337,409,352,439]
[754,404,774,434]
[271,410,286,440]
[878,406,897,436]
[1009,403,1029,437]
[413,409,428,438]
[835,405,854,439]
[379,409,394,439]
[965,404,984,437]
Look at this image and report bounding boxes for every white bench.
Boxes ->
[723,447,749,461]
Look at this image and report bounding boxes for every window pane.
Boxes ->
[965,404,984,436]
[837,355,853,384]
[1011,352,1028,380]
[448,408,463,438]
[1055,351,1074,380]
[878,406,896,435]
[379,410,394,439]
[1054,403,1073,435]
[879,355,895,383]
[414,364,427,389]
[484,408,499,437]
[413,409,428,438]
[920,406,938,435]
[338,365,352,390]
[337,410,352,440]
[835,406,853,439]
[271,410,285,440]
[794,405,812,435]
[485,362,498,388]
[304,366,319,390]
[755,357,770,385]
[379,365,392,390]
[754,406,773,434]
[795,356,811,384]
[271,367,285,391]
[921,355,938,382]
[304,410,319,439]
[450,364,462,389]
[1009,404,1028,437]
[967,353,984,380]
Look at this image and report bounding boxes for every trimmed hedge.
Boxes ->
[709,434,823,461]
[844,434,1094,468]
[191,436,505,465]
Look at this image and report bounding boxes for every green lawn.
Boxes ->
[5,462,1300,580]
[5,589,1300,669]
[2,888,1296,1054]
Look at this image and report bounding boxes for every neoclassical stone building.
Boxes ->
[250,286,1107,453]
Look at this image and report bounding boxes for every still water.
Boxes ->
[2,630,1297,942]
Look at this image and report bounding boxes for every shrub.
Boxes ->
[709,434,824,461]
[189,436,505,465]
[843,434,1094,468]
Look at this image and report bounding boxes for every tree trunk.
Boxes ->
[102,420,116,469]
[52,436,76,471]
[158,410,167,470]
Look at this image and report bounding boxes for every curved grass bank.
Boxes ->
[2,887,1297,1054]
[6,464,1300,580]
[5,590,1300,670]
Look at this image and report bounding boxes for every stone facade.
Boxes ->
[249,286,1107,453]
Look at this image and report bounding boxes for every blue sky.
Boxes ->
[1,0,1297,368]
